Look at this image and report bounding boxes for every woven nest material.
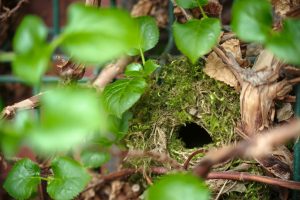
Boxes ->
[125,57,240,167]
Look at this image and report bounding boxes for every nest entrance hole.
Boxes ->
[177,122,212,149]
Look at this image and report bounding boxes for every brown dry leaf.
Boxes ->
[131,0,168,27]
[204,52,239,89]
[272,0,300,17]
[276,103,294,122]
[221,39,244,64]
[207,179,246,195]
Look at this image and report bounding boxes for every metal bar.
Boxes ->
[163,0,174,54]
[293,85,300,199]
[52,0,60,35]
[110,0,116,7]
[0,75,90,83]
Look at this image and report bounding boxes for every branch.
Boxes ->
[1,93,43,120]
[193,120,300,178]
[92,56,132,90]
[207,171,300,190]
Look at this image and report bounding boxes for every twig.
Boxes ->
[82,167,167,193]
[0,0,27,19]
[1,93,43,120]
[92,56,132,90]
[193,120,300,178]
[207,171,300,190]
[183,148,207,170]
[214,180,228,200]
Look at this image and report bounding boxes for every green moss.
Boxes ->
[124,56,267,199]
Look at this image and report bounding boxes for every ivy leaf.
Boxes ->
[231,0,272,43]
[47,157,91,200]
[28,87,106,154]
[103,77,147,118]
[144,59,160,76]
[266,19,300,65]
[173,18,221,63]
[175,0,208,8]
[129,16,159,55]
[81,151,111,168]
[125,63,144,77]
[146,173,210,200]
[12,15,51,85]
[61,3,139,64]
[4,159,40,200]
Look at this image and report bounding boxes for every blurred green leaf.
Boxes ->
[266,19,300,65]
[173,18,221,63]
[12,15,51,85]
[144,59,159,76]
[129,16,159,55]
[175,0,208,9]
[61,3,139,64]
[125,63,144,77]
[232,0,272,43]
[4,159,40,200]
[103,78,147,118]
[81,151,111,168]
[28,87,106,154]
[108,111,132,140]
[47,157,91,200]
[146,173,210,200]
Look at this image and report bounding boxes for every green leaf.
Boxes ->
[173,18,221,63]
[47,157,91,200]
[231,0,272,43]
[144,59,159,75]
[28,87,106,154]
[125,63,144,77]
[103,77,147,118]
[61,3,139,64]
[129,16,159,55]
[175,0,208,9]
[266,19,300,65]
[12,15,51,84]
[146,173,210,200]
[4,159,40,200]
[81,151,111,168]
[108,111,132,140]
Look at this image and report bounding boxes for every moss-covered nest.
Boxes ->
[124,57,271,199]
[125,56,240,163]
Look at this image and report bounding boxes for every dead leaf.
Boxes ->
[276,103,294,122]
[204,52,239,89]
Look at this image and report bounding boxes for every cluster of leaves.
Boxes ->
[4,157,90,200]
[1,2,208,200]
[1,3,163,200]
[173,0,300,65]
[232,0,300,65]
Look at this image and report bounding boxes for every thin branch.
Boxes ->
[193,120,300,178]
[183,149,207,170]
[207,171,300,190]
[82,167,167,194]
[92,56,132,90]
[0,0,27,19]
[1,93,43,120]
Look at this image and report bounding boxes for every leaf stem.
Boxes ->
[0,52,15,62]
[198,4,207,18]
[139,47,146,65]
